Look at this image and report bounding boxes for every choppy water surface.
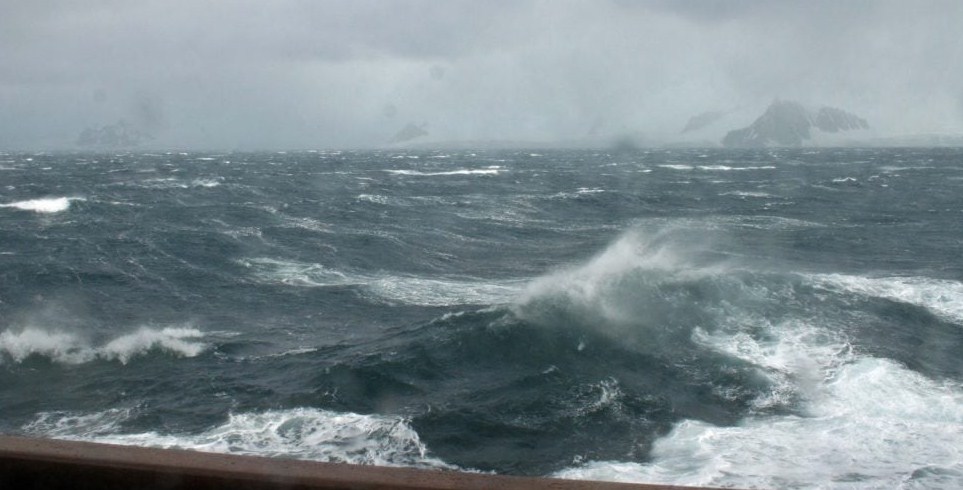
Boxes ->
[1,148,962,488]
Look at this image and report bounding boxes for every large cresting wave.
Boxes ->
[510,228,963,488]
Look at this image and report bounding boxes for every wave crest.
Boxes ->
[512,228,731,336]
[809,273,963,325]
[0,326,207,365]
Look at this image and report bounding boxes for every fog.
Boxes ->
[2,0,962,149]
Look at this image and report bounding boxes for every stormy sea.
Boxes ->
[1,148,961,489]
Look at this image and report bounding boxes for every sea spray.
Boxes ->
[0,326,207,365]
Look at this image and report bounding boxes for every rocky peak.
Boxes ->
[722,100,868,147]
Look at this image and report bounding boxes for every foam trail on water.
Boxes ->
[24,407,454,470]
[808,273,963,325]
[0,327,207,365]
[0,197,82,213]
[242,257,523,306]
[555,357,963,489]
[366,276,523,306]
[385,168,501,176]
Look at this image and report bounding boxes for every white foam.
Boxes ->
[550,188,607,200]
[0,326,207,365]
[832,177,859,183]
[541,252,963,488]
[514,228,718,327]
[692,317,853,411]
[555,358,963,489]
[25,407,454,470]
[385,169,500,176]
[366,276,522,307]
[242,258,523,306]
[658,164,694,170]
[808,274,963,325]
[241,258,352,287]
[191,178,221,188]
[720,191,776,198]
[0,197,82,213]
[356,194,390,205]
[100,327,206,364]
[698,165,776,171]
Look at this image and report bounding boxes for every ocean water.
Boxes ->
[1,148,962,488]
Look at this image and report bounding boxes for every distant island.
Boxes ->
[389,122,429,144]
[722,100,868,148]
[76,120,152,148]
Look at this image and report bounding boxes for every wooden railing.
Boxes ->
[0,436,718,490]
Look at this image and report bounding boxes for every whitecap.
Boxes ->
[385,169,501,176]
[808,274,963,325]
[0,326,208,365]
[832,177,859,183]
[356,194,390,205]
[366,276,523,307]
[555,358,963,489]
[24,407,454,470]
[0,197,82,213]
[698,165,776,171]
[191,178,221,188]
[720,191,776,198]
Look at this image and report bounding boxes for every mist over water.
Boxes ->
[3,2,963,149]
[1,148,962,488]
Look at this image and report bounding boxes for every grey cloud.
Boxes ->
[2,0,962,149]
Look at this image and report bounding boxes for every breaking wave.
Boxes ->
[23,407,453,470]
[505,228,963,488]
[808,273,963,325]
[0,197,82,213]
[555,357,963,489]
[0,326,207,365]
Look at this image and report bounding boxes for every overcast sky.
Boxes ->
[2,0,962,149]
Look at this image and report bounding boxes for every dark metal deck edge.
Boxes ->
[0,436,720,490]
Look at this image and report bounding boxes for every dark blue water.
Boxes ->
[1,148,962,488]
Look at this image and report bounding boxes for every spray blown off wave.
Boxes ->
[512,228,963,488]
[0,327,207,365]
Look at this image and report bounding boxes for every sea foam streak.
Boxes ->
[385,168,501,176]
[0,327,206,365]
[243,257,522,306]
[24,407,453,470]
[0,197,81,213]
[808,273,963,325]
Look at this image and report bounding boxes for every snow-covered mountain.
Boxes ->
[722,100,868,147]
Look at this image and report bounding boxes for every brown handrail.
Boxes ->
[0,435,718,490]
